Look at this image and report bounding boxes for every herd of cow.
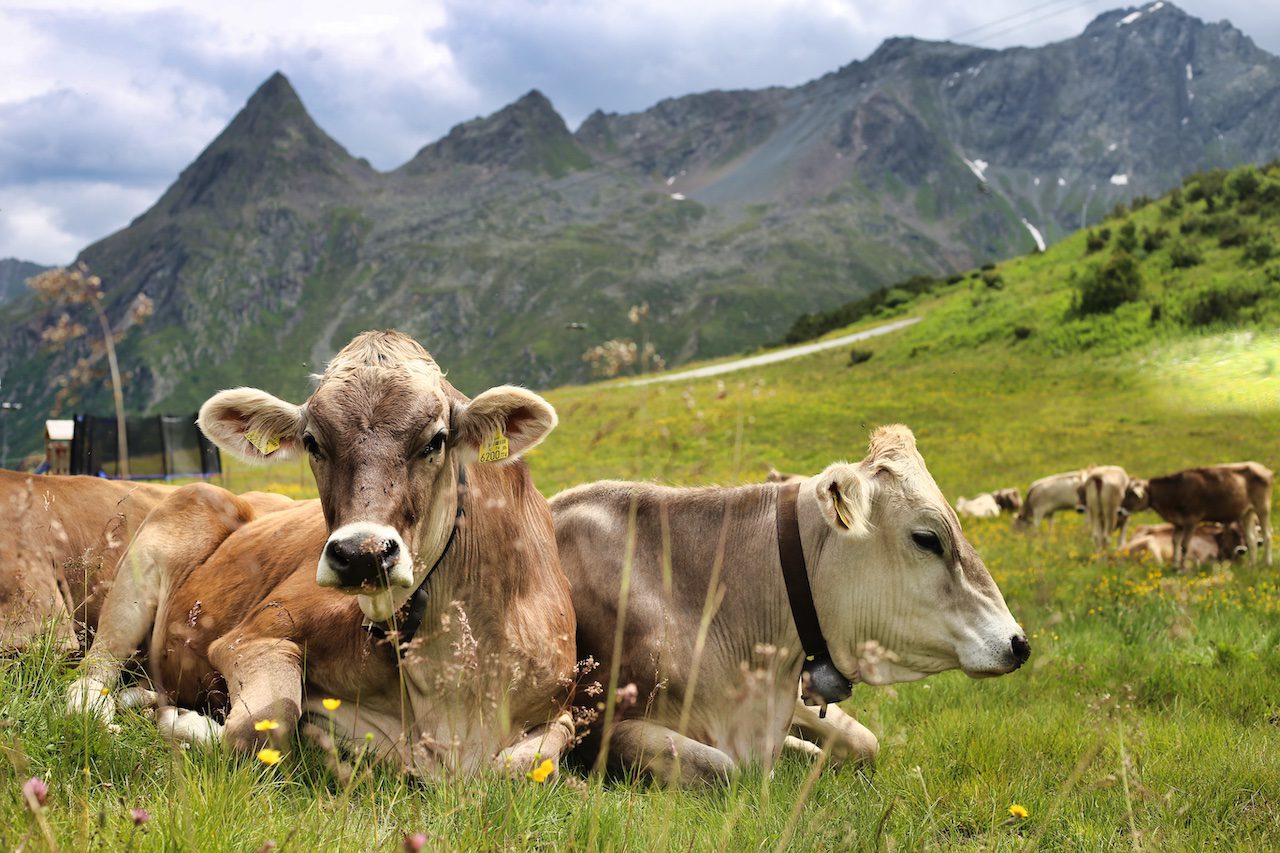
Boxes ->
[1,328,1082,787]
[951,462,1274,570]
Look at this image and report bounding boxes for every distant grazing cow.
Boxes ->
[956,488,1023,519]
[1124,463,1273,570]
[1015,470,1086,530]
[1076,465,1135,552]
[69,331,576,778]
[0,472,173,653]
[1120,521,1259,566]
[554,425,1029,784]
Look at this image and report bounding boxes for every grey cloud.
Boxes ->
[438,1,877,129]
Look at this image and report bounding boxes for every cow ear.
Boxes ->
[198,388,305,464]
[813,464,874,539]
[452,386,557,464]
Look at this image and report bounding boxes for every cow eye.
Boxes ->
[303,433,322,459]
[911,530,944,556]
[420,430,447,458]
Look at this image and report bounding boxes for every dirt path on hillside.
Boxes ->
[622,317,920,386]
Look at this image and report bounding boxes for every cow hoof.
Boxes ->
[494,742,554,778]
[156,707,224,746]
[782,735,823,759]
[66,677,116,723]
[117,687,160,710]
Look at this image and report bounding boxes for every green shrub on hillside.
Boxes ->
[1187,168,1227,204]
[1085,228,1111,254]
[1227,165,1261,202]
[1074,251,1142,315]
[1141,226,1169,253]
[1184,283,1264,327]
[1116,221,1138,252]
[1217,220,1252,248]
[1168,240,1202,269]
[1242,238,1274,265]
[1254,180,1280,218]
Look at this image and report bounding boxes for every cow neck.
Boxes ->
[776,481,854,713]
[367,464,467,660]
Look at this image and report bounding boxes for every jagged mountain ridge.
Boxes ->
[0,259,48,306]
[2,3,1279,458]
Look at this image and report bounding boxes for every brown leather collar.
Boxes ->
[776,481,853,709]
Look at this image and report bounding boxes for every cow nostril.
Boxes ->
[326,538,355,570]
[379,538,400,571]
[1010,634,1031,665]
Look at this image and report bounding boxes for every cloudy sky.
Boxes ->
[1,0,1275,265]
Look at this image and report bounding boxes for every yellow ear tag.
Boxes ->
[245,430,281,456]
[477,429,509,463]
[833,495,856,530]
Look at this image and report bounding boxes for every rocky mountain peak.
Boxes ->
[401,88,591,178]
[150,71,372,218]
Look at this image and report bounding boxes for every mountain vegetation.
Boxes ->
[3,2,1280,464]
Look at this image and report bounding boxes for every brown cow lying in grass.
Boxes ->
[69,331,576,778]
[0,471,173,654]
[556,425,1029,784]
[1121,521,1262,566]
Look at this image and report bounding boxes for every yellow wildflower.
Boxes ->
[1008,803,1029,819]
[529,759,554,783]
[257,748,282,765]
[322,698,342,711]
[254,719,280,732]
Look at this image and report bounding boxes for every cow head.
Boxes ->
[993,488,1022,513]
[1216,520,1265,558]
[1122,479,1149,513]
[801,424,1028,685]
[198,331,557,621]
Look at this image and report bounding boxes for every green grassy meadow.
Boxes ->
[3,166,1280,849]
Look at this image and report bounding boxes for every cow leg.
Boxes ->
[783,735,823,759]
[1174,525,1193,572]
[1088,499,1104,553]
[209,635,304,756]
[789,699,878,768]
[156,706,225,746]
[1261,511,1274,568]
[67,483,261,721]
[1238,510,1264,568]
[494,712,576,777]
[605,719,735,785]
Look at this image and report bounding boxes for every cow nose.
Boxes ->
[1010,634,1031,665]
[325,536,400,586]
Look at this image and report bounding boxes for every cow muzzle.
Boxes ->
[317,522,414,591]
[962,631,1032,677]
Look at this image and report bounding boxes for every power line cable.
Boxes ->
[946,0,1091,42]
[965,0,1109,46]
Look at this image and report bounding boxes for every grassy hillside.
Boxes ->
[3,165,1280,849]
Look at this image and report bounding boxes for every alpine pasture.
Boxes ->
[3,167,1279,849]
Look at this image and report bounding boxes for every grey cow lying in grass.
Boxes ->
[553,424,1030,784]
